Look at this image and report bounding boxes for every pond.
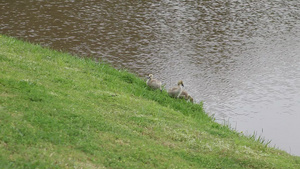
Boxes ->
[1,0,300,156]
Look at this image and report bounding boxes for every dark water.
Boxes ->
[1,0,300,155]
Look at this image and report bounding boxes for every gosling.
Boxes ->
[168,80,184,98]
[188,96,194,103]
[179,90,194,103]
[146,74,162,92]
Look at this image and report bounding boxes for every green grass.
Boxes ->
[0,34,299,168]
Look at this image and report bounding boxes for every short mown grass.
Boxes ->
[1,35,300,168]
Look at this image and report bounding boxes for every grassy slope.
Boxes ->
[0,35,299,168]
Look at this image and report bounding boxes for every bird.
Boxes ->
[179,90,194,103]
[179,90,189,99]
[146,74,162,92]
[188,96,194,103]
[168,80,184,98]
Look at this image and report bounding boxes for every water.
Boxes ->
[1,0,300,155]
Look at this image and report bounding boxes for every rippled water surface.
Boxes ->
[1,0,300,155]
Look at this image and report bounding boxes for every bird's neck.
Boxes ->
[146,78,151,84]
[177,85,183,97]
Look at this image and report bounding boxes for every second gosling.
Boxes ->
[179,90,194,103]
[168,80,184,98]
[146,74,162,92]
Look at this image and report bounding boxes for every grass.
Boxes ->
[0,34,300,168]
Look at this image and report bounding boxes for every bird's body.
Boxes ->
[179,90,189,99]
[146,74,162,91]
[168,80,184,98]
[179,90,194,103]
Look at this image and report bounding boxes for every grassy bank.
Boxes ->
[0,35,299,168]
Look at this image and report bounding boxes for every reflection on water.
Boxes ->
[1,0,300,155]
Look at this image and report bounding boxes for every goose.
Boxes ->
[188,96,194,103]
[179,90,194,103]
[146,74,162,92]
[179,90,189,99]
[168,80,184,98]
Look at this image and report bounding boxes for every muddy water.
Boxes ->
[1,1,300,155]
